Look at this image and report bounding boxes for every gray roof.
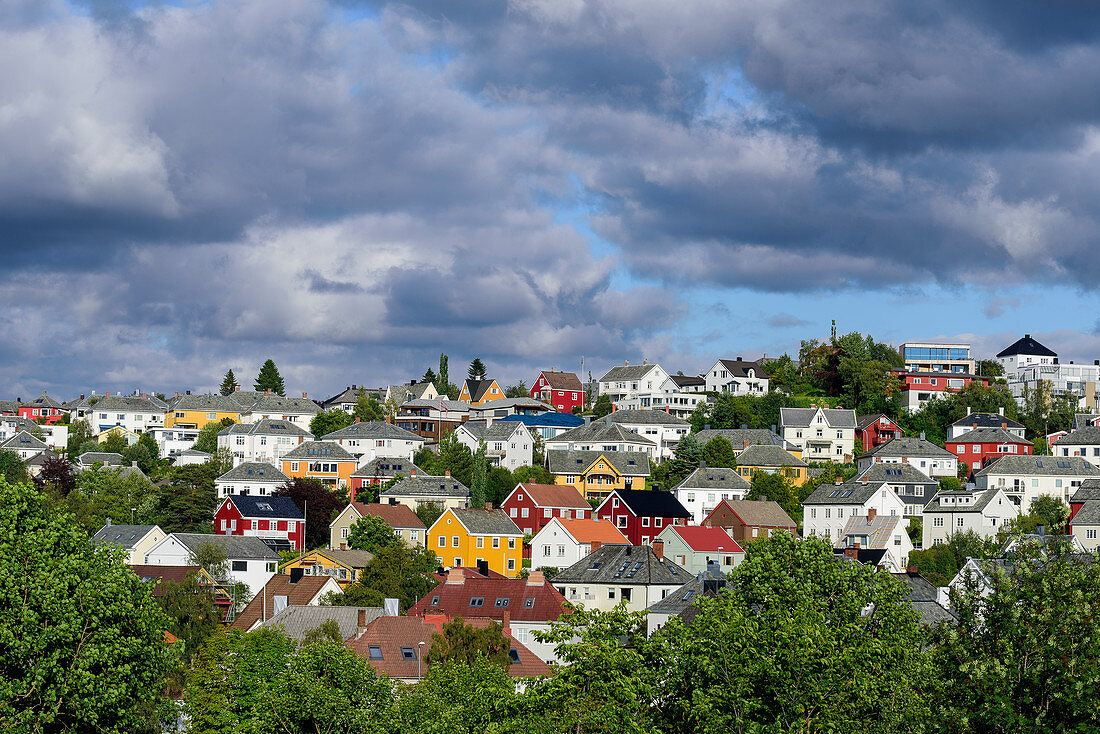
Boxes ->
[245,396,321,415]
[351,458,425,478]
[400,398,471,412]
[84,395,166,413]
[950,412,1025,430]
[673,466,750,491]
[382,474,471,499]
[647,571,726,614]
[975,455,1100,477]
[281,441,356,460]
[90,524,160,549]
[803,479,884,506]
[76,452,125,467]
[0,399,21,413]
[599,364,661,383]
[217,462,290,483]
[178,449,212,457]
[1074,414,1100,431]
[553,543,688,585]
[859,436,956,459]
[1055,426,1100,446]
[167,393,245,412]
[923,489,1004,514]
[167,533,280,559]
[1071,480,1100,503]
[226,391,271,408]
[219,419,313,438]
[1070,500,1100,525]
[856,413,899,431]
[603,409,690,426]
[736,444,807,468]
[387,382,436,402]
[948,427,1031,445]
[323,421,425,442]
[911,601,958,626]
[450,508,523,535]
[468,397,553,413]
[779,407,857,429]
[840,514,905,549]
[25,392,64,410]
[546,449,650,477]
[259,605,383,642]
[856,463,937,485]
[1,431,46,451]
[714,358,765,379]
[547,421,656,447]
[456,420,526,442]
[694,428,789,449]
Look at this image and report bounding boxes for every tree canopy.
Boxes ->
[253,358,286,396]
[467,358,488,381]
[219,369,240,396]
[276,478,343,550]
[346,515,403,554]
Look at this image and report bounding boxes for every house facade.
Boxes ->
[949,410,1026,439]
[215,462,290,499]
[214,495,305,552]
[701,500,797,545]
[854,463,939,517]
[278,548,375,588]
[891,371,991,412]
[347,458,425,501]
[839,512,913,572]
[379,471,471,511]
[531,370,585,413]
[921,489,1019,547]
[802,477,908,545]
[529,518,628,571]
[394,399,471,442]
[453,420,534,471]
[654,525,744,575]
[166,393,244,429]
[857,436,959,479]
[279,441,359,488]
[18,392,66,424]
[734,444,809,486]
[547,449,650,502]
[428,507,524,578]
[597,362,672,404]
[779,406,857,462]
[552,543,688,613]
[973,455,1100,511]
[500,483,592,535]
[329,501,426,550]
[672,465,751,524]
[82,395,168,434]
[544,420,657,459]
[856,414,903,451]
[702,358,769,395]
[458,379,505,406]
[946,428,1033,472]
[595,488,691,546]
[143,533,280,597]
[238,395,319,429]
[90,522,167,565]
[1054,426,1100,467]
[602,409,691,461]
[218,419,313,466]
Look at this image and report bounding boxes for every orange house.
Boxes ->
[428,507,524,578]
[280,440,358,488]
[458,379,505,406]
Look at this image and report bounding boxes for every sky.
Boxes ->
[4,0,1100,400]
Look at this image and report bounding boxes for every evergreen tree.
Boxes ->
[423,367,437,384]
[467,358,487,381]
[253,359,286,396]
[219,369,239,396]
[470,443,488,508]
[438,354,451,396]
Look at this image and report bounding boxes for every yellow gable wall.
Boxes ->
[428,508,523,577]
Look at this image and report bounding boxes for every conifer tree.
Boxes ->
[218,369,239,396]
[253,359,286,396]
[467,358,487,381]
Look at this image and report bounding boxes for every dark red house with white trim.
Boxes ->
[17,392,66,424]
[214,495,305,552]
[946,427,1034,472]
[856,414,903,451]
[501,482,592,535]
[530,370,585,413]
[595,488,691,546]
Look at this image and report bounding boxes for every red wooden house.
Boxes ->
[946,427,1033,472]
[501,482,592,535]
[856,414,903,451]
[214,495,305,552]
[530,370,585,413]
[18,391,66,424]
[595,488,691,546]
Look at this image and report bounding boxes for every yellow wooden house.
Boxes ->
[734,444,810,486]
[427,507,524,578]
[279,548,375,588]
[548,449,650,502]
[166,394,244,429]
[458,379,504,406]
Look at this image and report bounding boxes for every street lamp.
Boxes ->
[418,641,426,680]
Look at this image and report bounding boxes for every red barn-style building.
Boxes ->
[856,414,903,451]
[946,427,1034,472]
[595,488,691,546]
[530,370,585,413]
[501,482,592,535]
[214,495,305,552]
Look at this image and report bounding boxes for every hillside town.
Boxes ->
[9,332,1100,730]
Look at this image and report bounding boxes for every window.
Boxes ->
[207,412,217,420]
[521,507,529,518]
[543,545,551,557]
[558,545,565,556]
[469,596,484,607]
[452,536,460,547]
[1088,529,1097,540]
[621,588,632,602]
[477,537,484,548]
[495,597,510,608]
[641,517,650,527]
[411,530,418,542]
[401,647,416,660]
[493,537,500,548]
[438,536,446,548]
[617,516,627,528]
[368,646,383,660]
[231,560,247,572]
[507,558,516,571]
[525,597,535,608]
[508,538,516,549]
[957,517,965,527]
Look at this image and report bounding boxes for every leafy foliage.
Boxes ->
[354,387,385,422]
[193,417,237,455]
[398,657,517,733]
[746,471,801,519]
[0,449,29,486]
[592,394,613,418]
[33,456,77,496]
[427,617,511,668]
[347,515,403,554]
[467,358,488,381]
[154,461,224,533]
[504,381,528,398]
[321,544,439,612]
[159,571,222,660]
[309,408,354,437]
[276,478,343,550]
[701,435,737,468]
[907,530,999,586]
[253,358,286,396]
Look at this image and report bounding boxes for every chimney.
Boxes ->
[741,423,748,430]
[410,468,416,477]
[643,359,647,365]
[385,416,391,424]
[867,508,877,521]
[444,470,451,478]
[967,406,971,416]
[844,546,858,560]
[357,608,367,628]
[705,424,711,431]
[501,610,511,633]
[355,417,360,424]
[698,460,707,469]
[106,518,112,526]
[445,567,465,585]
[235,386,241,391]
[289,567,304,584]
[743,440,750,449]
[810,403,816,408]
[652,539,664,561]
[1002,422,1007,429]
[302,392,308,399]
[80,394,84,400]
[106,392,111,397]
[861,475,868,484]
[265,389,271,395]
[834,477,843,485]
[485,502,493,510]
[527,569,545,586]
[141,393,147,399]
[999,407,1004,416]
[340,542,347,551]
[131,461,138,468]
[589,541,601,554]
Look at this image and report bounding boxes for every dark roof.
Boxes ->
[382,474,471,499]
[456,420,527,442]
[217,462,289,483]
[1,431,46,450]
[948,428,1032,445]
[1070,500,1100,525]
[323,421,425,442]
[86,395,166,413]
[997,334,1057,358]
[923,489,1005,514]
[693,428,787,449]
[91,524,161,549]
[737,444,808,467]
[448,508,523,536]
[975,455,1100,477]
[409,573,569,623]
[499,413,585,429]
[166,533,281,559]
[281,440,356,460]
[856,463,937,485]
[779,407,857,429]
[463,379,498,402]
[672,466,750,491]
[647,570,726,614]
[225,495,303,520]
[167,393,245,413]
[76,451,125,467]
[350,458,425,479]
[546,449,650,476]
[1055,427,1100,446]
[856,413,901,431]
[26,392,64,410]
[1071,480,1100,503]
[715,358,765,378]
[603,409,690,426]
[859,436,956,459]
[599,364,660,382]
[803,479,885,506]
[553,544,688,585]
[245,396,320,415]
[535,370,584,391]
[1074,414,1100,431]
[669,375,706,388]
[950,413,1025,430]
[548,421,656,446]
[229,575,336,631]
[606,488,690,518]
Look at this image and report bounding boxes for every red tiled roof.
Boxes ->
[667,525,743,553]
[129,565,200,597]
[345,615,549,679]
[408,574,569,623]
[515,483,591,509]
[556,518,628,544]
[229,575,337,632]
[351,501,426,529]
[536,371,583,392]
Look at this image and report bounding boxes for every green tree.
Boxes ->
[123,431,161,474]
[650,532,930,734]
[354,387,385,422]
[219,369,240,396]
[746,472,800,520]
[975,359,1004,378]
[938,476,963,493]
[193,417,237,455]
[276,478,343,550]
[415,502,445,530]
[155,462,222,533]
[701,435,737,468]
[467,358,488,381]
[513,464,554,485]
[0,478,175,732]
[323,544,439,612]
[310,408,354,438]
[347,515,403,554]
[933,546,1100,732]
[423,367,437,385]
[33,456,77,497]
[254,358,286,396]
[159,571,222,660]
[664,434,703,487]
[66,419,93,457]
[427,617,511,668]
[438,433,475,488]
[504,381,528,398]
[398,657,517,734]
[301,619,343,647]
[470,443,488,508]
[486,466,515,508]
[436,353,459,399]
[592,394,613,418]
[0,449,31,487]
[57,465,159,533]
[100,428,129,455]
